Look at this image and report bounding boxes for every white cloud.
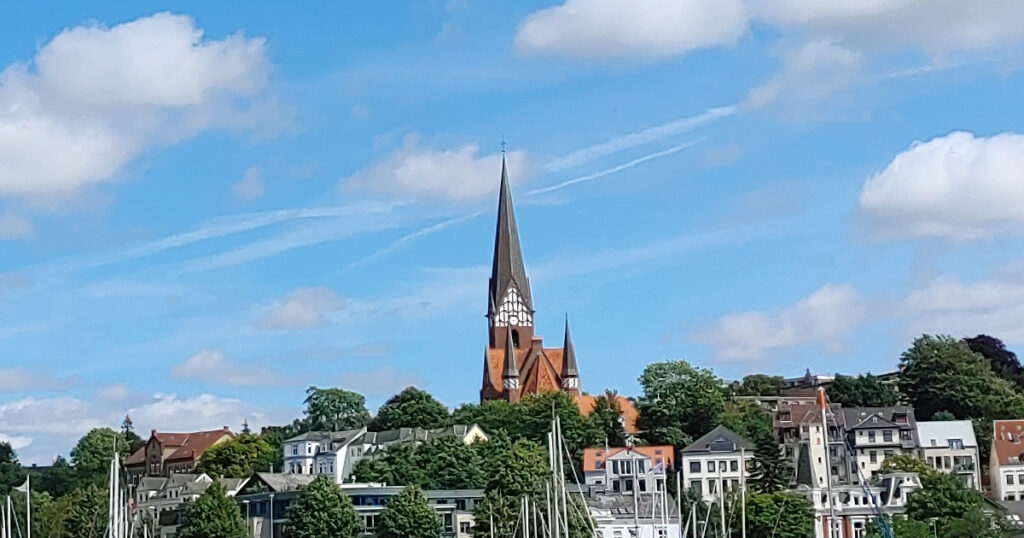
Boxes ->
[254,287,344,330]
[0,390,296,464]
[515,0,748,60]
[692,284,865,361]
[0,368,78,392]
[858,131,1024,240]
[0,212,33,239]
[171,349,296,386]
[0,433,32,451]
[0,12,276,198]
[344,135,529,201]
[745,40,863,109]
[337,367,423,397]
[232,165,264,200]
[900,276,1024,342]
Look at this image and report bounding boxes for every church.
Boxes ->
[478,158,639,433]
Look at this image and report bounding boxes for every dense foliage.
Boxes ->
[304,386,371,431]
[826,374,899,408]
[729,374,785,397]
[199,433,278,477]
[376,485,442,538]
[636,360,726,448]
[284,475,362,538]
[69,428,129,487]
[740,491,814,538]
[177,481,248,538]
[369,386,450,431]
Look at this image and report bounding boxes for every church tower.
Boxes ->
[480,157,580,402]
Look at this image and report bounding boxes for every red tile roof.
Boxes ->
[993,420,1024,466]
[124,427,233,466]
[582,445,674,473]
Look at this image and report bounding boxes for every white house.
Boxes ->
[586,492,681,538]
[582,445,673,494]
[991,420,1024,501]
[840,407,917,483]
[679,425,754,503]
[283,424,488,483]
[916,420,980,490]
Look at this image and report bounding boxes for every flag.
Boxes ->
[13,475,28,493]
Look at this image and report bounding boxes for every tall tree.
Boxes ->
[177,481,247,538]
[31,455,75,498]
[826,374,899,408]
[70,428,129,487]
[587,390,628,447]
[120,414,144,453]
[731,374,785,397]
[62,485,108,538]
[636,360,726,448]
[866,517,930,538]
[878,453,935,477]
[0,441,25,496]
[418,437,487,490]
[965,334,1024,389]
[304,386,371,431]
[285,475,362,538]
[739,492,813,538]
[199,434,277,478]
[748,428,790,494]
[904,472,983,524]
[369,387,450,431]
[376,485,441,538]
[718,399,772,445]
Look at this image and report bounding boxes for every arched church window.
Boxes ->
[511,329,520,347]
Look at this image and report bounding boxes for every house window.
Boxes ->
[291,445,298,456]
[730,460,738,472]
[900,430,912,441]
[612,461,619,474]
[1007,474,1015,485]
[884,450,894,459]
[639,479,647,492]
[689,480,702,494]
[690,462,700,473]
[868,431,876,442]
[708,480,717,494]
[927,457,934,467]
[707,461,715,473]
[780,411,791,421]
[719,461,727,472]
[460,522,471,534]
[882,431,893,442]
[949,439,964,450]
[869,451,877,464]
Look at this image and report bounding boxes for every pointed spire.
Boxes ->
[561,316,578,378]
[503,326,520,379]
[488,156,532,316]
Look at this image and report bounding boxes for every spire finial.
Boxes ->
[500,135,506,156]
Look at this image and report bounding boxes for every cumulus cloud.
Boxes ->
[171,349,297,386]
[517,0,1024,61]
[692,284,865,361]
[0,212,33,239]
[344,135,529,201]
[858,131,1024,240]
[0,12,277,199]
[255,287,344,330]
[232,165,264,200]
[337,367,424,397]
[900,276,1024,342]
[0,368,78,392]
[0,390,295,464]
[515,0,748,60]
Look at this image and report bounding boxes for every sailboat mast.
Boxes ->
[740,448,746,538]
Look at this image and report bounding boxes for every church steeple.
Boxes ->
[502,326,521,402]
[561,316,580,393]
[488,156,534,349]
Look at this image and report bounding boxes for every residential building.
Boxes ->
[916,420,980,489]
[990,420,1024,501]
[476,158,640,430]
[801,472,922,538]
[282,424,488,483]
[783,370,835,390]
[841,407,917,483]
[135,473,248,538]
[586,491,680,538]
[582,445,674,494]
[124,427,234,480]
[775,401,850,486]
[679,425,754,503]
[234,473,482,538]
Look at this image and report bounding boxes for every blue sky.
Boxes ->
[3,1,1024,463]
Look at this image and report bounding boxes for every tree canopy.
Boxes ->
[730,374,785,397]
[376,485,441,538]
[177,481,248,538]
[199,434,277,477]
[369,387,450,431]
[0,441,25,496]
[826,374,899,408]
[284,475,362,538]
[965,334,1024,389]
[749,427,790,494]
[742,491,814,538]
[635,360,726,448]
[69,428,129,486]
[304,386,371,431]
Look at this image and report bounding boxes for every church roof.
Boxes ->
[488,157,532,315]
[503,326,519,378]
[483,345,565,396]
[561,318,578,378]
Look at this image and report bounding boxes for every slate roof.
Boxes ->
[250,472,318,492]
[840,407,915,431]
[916,420,977,449]
[681,425,754,454]
[488,156,532,317]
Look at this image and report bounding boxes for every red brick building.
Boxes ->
[124,427,234,479]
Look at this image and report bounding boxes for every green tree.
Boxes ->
[177,481,247,538]
[63,485,108,538]
[31,455,76,498]
[517,391,602,477]
[284,475,362,538]
[719,399,772,445]
[419,437,487,490]
[376,485,441,538]
[636,360,725,447]
[451,399,521,437]
[739,491,813,538]
[749,429,790,493]
[866,517,930,538]
[827,374,900,408]
[369,387,450,431]
[587,390,628,447]
[355,442,429,487]
[304,387,371,431]
[731,374,785,397]
[931,410,956,421]
[259,419,309,472]
[0,441,25,496]
[70,428,129,486]
[878,453,934,477]
[905,472,983,526]
[199,434,277,478]
[965,334,1024,390]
